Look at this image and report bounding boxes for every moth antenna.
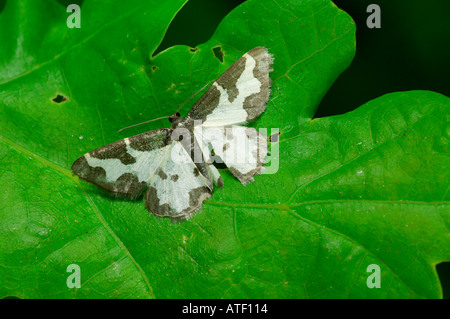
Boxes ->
[174,79,215,114]
[117,115,170,133]
[118,79,215,133]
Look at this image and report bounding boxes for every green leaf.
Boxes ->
[0,0,448,299]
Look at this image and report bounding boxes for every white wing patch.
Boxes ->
[84,138,170,184]
[145,142,212,218]
[193,127,224,187]
[194,125,267,185]
[201,53,261,127]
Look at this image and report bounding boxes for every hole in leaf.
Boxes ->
[269,132,280,143]
[52,94,68,103]
[190,48,199,53]
[214,162,227,169]
[209,149,227,169]
[151,66,158,72]
[212,46,224,63]
[153,0,245,56]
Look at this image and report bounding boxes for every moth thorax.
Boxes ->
[170,117,185,129]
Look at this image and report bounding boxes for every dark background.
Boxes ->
[156,0,449,298]
[158,0,450,118]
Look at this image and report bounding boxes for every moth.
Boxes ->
[72,47,273,221]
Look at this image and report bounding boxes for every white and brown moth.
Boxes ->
[72,47,273,220]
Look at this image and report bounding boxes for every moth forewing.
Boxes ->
[71,128,171,197]
[187,46,273,126]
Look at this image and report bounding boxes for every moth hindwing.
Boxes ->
[72,46,274,221]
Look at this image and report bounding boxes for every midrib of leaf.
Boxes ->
[0,134,155,298]
[208,199,448,209]
[5,125,438,298]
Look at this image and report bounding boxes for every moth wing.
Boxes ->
[193,127,224,187]
[188,47,273,127]
[71,128,171,197]
[195,125,268,185]
[145,141,212,221]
